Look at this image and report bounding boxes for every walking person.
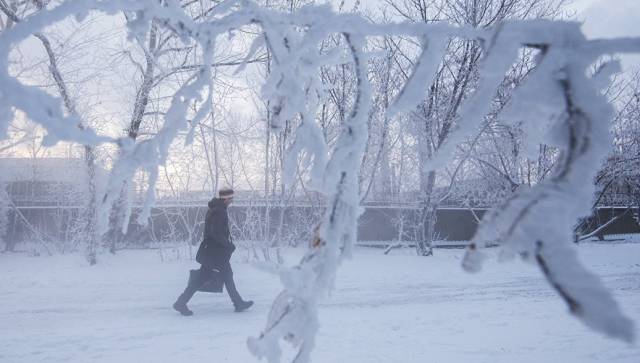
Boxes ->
[173,188,253,316]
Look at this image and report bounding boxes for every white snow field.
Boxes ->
[1,240,639,363]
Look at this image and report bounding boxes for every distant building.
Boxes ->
[0,157,106,206]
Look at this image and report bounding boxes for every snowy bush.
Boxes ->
[0,0,638,361]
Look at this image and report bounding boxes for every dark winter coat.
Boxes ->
[196,198,235,268]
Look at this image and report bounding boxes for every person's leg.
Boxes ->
[174,266,210,315]
[219,261,243,306]
[219,261,253,311]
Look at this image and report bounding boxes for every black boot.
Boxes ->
[234,300,254,313]
[174,277,199,316]
[173,268,206,316]
[173,296,194,316]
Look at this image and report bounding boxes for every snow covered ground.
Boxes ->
[1,239,639,363]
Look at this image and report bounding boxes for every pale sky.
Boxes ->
[572,0,640,69]
[574,0,640,38]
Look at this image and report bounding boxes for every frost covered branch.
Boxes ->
[461,24,638,343]
[248,31,371,362]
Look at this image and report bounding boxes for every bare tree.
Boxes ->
[0,0,102,263]
[383,0,567,255]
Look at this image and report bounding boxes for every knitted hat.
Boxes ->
[219,187,234,199]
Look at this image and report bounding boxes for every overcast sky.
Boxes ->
[573,0,640,38]
[571,0,640,69]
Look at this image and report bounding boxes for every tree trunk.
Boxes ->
[31,28,100,263]
[416,170,436,256]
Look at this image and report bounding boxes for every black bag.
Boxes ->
[189,268,224,293]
